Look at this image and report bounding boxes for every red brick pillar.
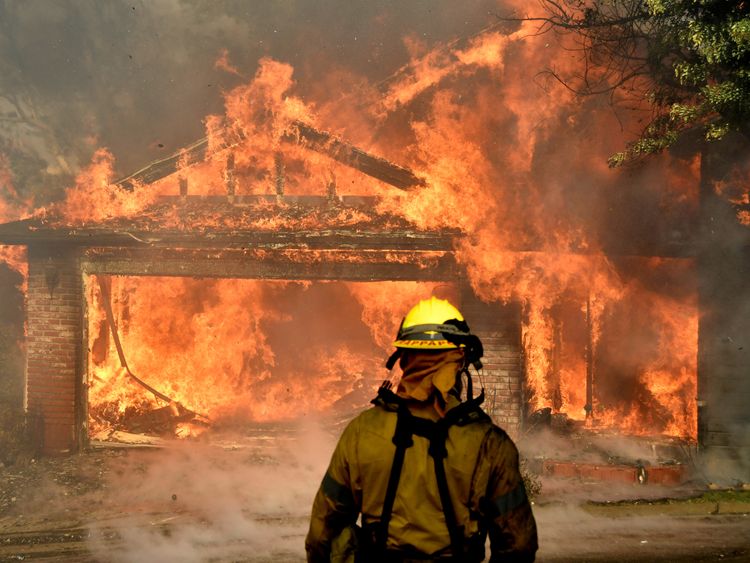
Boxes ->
[26,246,82,454]
[460,289,524,437]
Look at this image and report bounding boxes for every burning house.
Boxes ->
[0,115,531,453]
[0,27,747,485]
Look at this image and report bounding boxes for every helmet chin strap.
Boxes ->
[385,349,402,371]
[458,354,487,401]
[440,325,484,372]
[461,364,474,401]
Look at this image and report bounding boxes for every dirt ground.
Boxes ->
[1,445,749,562]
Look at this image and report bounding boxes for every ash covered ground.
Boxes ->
[1,427,749,562]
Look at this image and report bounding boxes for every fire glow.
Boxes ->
[2,21,700,440]
[87,278,443,437]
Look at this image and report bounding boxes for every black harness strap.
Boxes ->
[376,401,413,554]
[428,420,464,559]
[374,388,488,558]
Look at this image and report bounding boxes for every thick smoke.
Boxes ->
[84,420,334,561]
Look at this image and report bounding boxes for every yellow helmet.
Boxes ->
[384,297,484,396]
[393,296,468,350]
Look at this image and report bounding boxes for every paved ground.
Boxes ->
[1,441,748,562]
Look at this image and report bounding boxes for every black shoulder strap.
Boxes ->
[374,387,489,558]
[431,425,464,559]
[377,401,413,554]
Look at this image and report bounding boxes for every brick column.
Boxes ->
[697,137,750,477]
[26,246,83,454]
[460,288,524,437]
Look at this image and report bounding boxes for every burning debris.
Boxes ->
[92,276,209,437]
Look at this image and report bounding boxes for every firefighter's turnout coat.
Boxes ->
[305,390,538,561]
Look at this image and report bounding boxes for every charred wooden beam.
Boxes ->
[82,248,458,281]
[0,216,705,258]
[0,221,704,258]
[283,121,425,189]
[117,137,210,190]
[2,228,455,251]
[114,120,424,191]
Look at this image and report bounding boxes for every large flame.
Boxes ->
[2,17,707,440]
[0,155,30,283]
[87,277,441,434]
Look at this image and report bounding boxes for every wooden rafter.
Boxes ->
[115,120,424,191]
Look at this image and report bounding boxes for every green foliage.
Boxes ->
[693,489,750,503]
[732,18,750,45]
[625,2,750,163]
[536,1,750,164]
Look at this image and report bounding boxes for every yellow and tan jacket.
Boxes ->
[306,391,538,562]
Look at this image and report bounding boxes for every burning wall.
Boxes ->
[4,183,699,452]
[11,228,527,452]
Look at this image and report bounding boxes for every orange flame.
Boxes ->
[214,48,243,78]
[0,19,707,441]
[0,155,30,283]
[87,277,439,432]
[52,148,157,224]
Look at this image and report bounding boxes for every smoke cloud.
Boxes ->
[85,421,335,561]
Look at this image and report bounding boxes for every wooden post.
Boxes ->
[550,303,563,411]
[584,296,594,420]
[179,176,188,197]
[327,176,337,203]
[274,152,285,196]
[224,153,236,199]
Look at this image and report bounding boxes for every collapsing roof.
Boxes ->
[116,120,426,191]
[0,195,453,250]
[0,123,459,282]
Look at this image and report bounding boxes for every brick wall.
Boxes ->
[26,246,82,454]
[697,138,750,479]
[460,288,524,437]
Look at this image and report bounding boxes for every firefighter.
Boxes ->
[305,297,538,562]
